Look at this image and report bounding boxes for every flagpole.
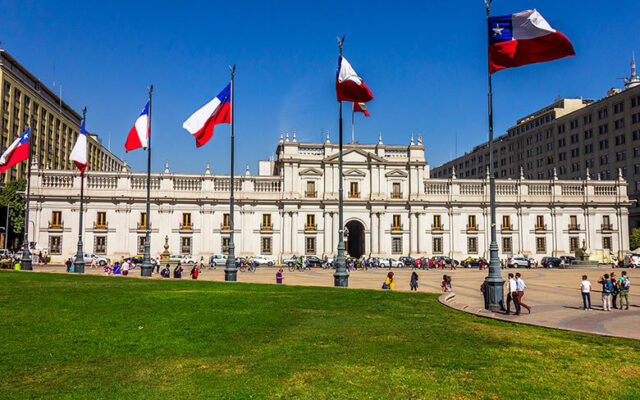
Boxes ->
[483,0,504,310]
[140,85,153,277]
[334,36,348,287]
[20,117,34,270]
[351,105,355,144]
[225,65,238,282]
[73,107,87,274]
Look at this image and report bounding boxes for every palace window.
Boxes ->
[51,211,62,229]
[392,215,402,231]
[502,215,511,230]
[502,237,512,253]
[536,237,546,254]
[349,182,359,198]
[223,213,230,230]
[49,236,61,254]
[433,215,442,230]
[602,215,612,230]
[305,181,317,198]
[433,237,442,254]
[570,237,580,252]
[222,237,230,254]
[306,214,316,230]
[467,237,478,254]
[181,237,192,254]
[95,236,106,254]
[536,215,545,230]
[602,237,612,250]
[138,236,146,254]
[392,237,402,254]
[96,211,107,229]
[139,212,147,229]
[261,214,272,230]
[468,215,477,230]
[305,237,316,254]
[569,215,578,230]
[261,237,272,254]
[391,182,401,198]
[181,213,192,230]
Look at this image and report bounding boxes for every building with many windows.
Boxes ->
[432,57,640,228]
[0,49,124,183]
[27,134,630,263]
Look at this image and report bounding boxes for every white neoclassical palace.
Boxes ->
[27,133,631,263]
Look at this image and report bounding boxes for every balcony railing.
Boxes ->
[431,223,443,231]
[179,223,192,230]
[260,223,272,231]
[466,224,478,231]
[535,224,547,231]
[348,192,360,199]
[305,224,317,231]
[568,223,580,231]
[391,224,403,231]
[137,222,149,230]
[93,222,108,230]
[221,224,231,231]
[390,191,403,199]
[601,223,614,231]
[48,221,63,230]
[305,191,317,198]
[501,224,513,231]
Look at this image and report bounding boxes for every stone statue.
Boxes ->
[575,240,589,261]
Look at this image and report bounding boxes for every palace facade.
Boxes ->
[28,135,631,263]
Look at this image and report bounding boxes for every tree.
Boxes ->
[0,179,26,238]
[630,228,640,250]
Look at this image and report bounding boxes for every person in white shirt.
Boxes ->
[122,260,130,276]
[506,273,520,315]
[515,273,531,313]
[580,275,592,310]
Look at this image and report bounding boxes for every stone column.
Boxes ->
[378,213,384,255]
[410,213,417,256]
[291,212,298,255]
[283,212,291,255]
[371,212,379,256]
[417,212,425,254]
[324,212,331,255]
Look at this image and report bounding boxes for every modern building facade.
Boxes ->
[432,58,640,228]
[0,49,124,184]
[27,135,630,263]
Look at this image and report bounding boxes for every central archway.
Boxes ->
[345,220,365,258]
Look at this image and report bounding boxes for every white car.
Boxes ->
[71,253,110,266]
[251,255,275,266]
[169,255,196,264]
[623,255,640,267]
[507,254,529,268]
[379,258,403,268]
[209,254,228,266]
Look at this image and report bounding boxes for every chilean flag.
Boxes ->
[336,56,373,103]
[0,128,30,173]
[488,9,575,74]
[353,102,370,117]
[69,121,87,174]
[183,83,231,148]
[124,101,149,152]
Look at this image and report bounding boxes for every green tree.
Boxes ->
[630,228,640,250]
[0,179,26,237]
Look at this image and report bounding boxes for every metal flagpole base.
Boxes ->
[484,242,504,310]
[20,239,32,270]
[140,238,153,277]
[224,244,237,281]
[333,243,349,287]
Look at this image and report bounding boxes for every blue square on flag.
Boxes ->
[488,16,512,45]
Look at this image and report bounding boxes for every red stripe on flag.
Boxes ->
[489,32,575,74]
[193,101,231,148]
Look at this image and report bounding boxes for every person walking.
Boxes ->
[580,275,593,310]
[209,255,215,270]
[515,273,531,313]
[619,271,631,310]
[113,262,121,275]
[161,264,171,278]
[441,274,452,293]
[410,271,419,291]
[610,272,619,309]
[276,268,284,284]
[122,259,130,276]
[506,273,520,315]
[383,271,394,290]
[65,258,72,272]
[90,256,97,269]
[190,264,199,280]
[174,263,183,279]
[598,274,613,311]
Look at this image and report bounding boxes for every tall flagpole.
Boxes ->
[334,36,349,287]
[140,85,153,277]
[20,117,34,270]
[73,107,87,274]
[483,0,504,310]
[225,65,238,281]
[351,105,355,144]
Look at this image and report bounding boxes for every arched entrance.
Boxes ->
[345,220,365,258]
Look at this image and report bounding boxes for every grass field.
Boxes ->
[1,271,639,399]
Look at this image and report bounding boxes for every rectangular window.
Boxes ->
[51,211,62,228]
[49,236,62,254]
[305,237,316,254]
[602,237,612,250]
[392,215,402,230]
[392,237,402,254]
[569,215,578,230]
[391,182,401,198]
[223,213,230,229]
[181,237,191,254]
[261,237,272,254]
[96,211,107,229]
[432,237,442,254]
[602,215,611,230]
[306,214,316,230]
[502,237,512,253]
[570,237,579,252]
[536,237,546,253]
[306,181,316,198]
[139,212,147,229]
[349,182,359,198]
[261,214,272,230]
[95,236,106,254]
[467,237,478,254]
[536,215,545,230]
[433,215,442,230]
[222,237,230,254]
[502,215,511,230]
[181,213,192,229]
[468,215,477,230]
[138,236,146,254]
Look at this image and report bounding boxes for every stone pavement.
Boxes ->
[33,264,639,340]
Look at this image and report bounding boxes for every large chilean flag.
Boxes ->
[124,101,149,152]
[0,128,30,173]
[336,56,373,103]
[182,83,231,148]
[69,121,87,174]
[488,9,574,74]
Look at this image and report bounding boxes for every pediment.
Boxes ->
[299,168,323,177]
[385,169,408,178]
[324,148,385,163]
[343,169,366,177]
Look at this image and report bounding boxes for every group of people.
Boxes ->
[581,271,631,311]
[412,257,458,270]
[159,263,201,279]
[506,272,531,315]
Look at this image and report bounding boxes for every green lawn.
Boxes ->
[1,271,639,399]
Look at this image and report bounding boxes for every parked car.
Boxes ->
[560,256,575,265]
[167,255,196,264]
[623,255,640,268]
[379,258,403,268]
[399,257,415,267]
[461,257,485,268]
[507,254,529,268]
[305,256,324,268]
[71,253,110,266]
[209,254,227,266]
[541,257,562,268]
[251,255,275,266]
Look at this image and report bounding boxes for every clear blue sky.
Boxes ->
[1,1,637,173]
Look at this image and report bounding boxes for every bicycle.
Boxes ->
[238,263,256,273]
[288,262,309,272]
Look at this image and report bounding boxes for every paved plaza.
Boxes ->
[33,264,639,341]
